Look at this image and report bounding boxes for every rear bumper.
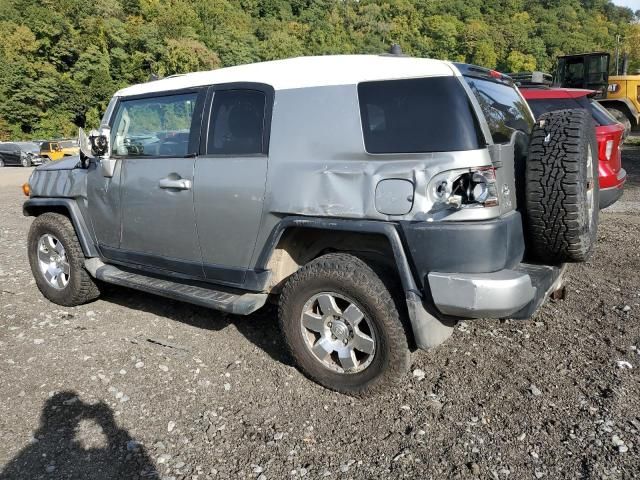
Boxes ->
[428,263,565,319]
[400,211,525,283]
[600,185,624,209]
[599,168,625,209]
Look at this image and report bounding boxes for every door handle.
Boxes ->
[159,177,192,190]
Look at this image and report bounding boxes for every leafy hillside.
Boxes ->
[0,0,637,140]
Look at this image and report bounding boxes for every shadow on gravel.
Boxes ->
[0,391,157,480]
[100,285,293,366]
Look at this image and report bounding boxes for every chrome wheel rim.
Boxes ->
[300,292,376,374]
[37,234,70,289]
[586,145,595,228]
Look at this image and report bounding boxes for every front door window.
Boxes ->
[111,93,198,158]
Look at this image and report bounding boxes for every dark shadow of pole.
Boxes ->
[0,391,157,480]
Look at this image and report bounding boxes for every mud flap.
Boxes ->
[406,291,456,350]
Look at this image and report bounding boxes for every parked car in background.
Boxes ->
[0,142,45,167]
[59,140,80,157]
[519,86,626,209]
[39,141,65,162]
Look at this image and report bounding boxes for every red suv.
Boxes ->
[520,87,626,209]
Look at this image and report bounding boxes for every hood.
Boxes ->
[36,155,82,171]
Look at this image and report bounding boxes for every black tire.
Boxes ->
[279,252,410,396]
[28,213,100,306]
[526,109,599,263]
[21,156,31,168]
[606,107,632,135]
[0,158,5,167]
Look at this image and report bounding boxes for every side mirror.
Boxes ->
[89,127,110,157]
[78,127,116,178]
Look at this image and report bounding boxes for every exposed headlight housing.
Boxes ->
[429,167,499,209]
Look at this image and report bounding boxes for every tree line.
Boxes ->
[0,0,638,140]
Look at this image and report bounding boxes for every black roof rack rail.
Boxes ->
[507,71,553,87]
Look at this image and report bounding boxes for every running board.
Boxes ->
[85,259,267,315]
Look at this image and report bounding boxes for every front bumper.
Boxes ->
[428,263,565,319]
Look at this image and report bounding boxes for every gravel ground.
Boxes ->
[1,148,639,480]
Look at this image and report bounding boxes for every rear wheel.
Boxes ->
[0,158,4,167]
[525,109,599,263]
[279,253,410,396]
[28,213,100,306]
[606,107,632,134]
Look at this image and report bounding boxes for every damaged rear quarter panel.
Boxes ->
[263,85,499,218]
[250,85,502,265]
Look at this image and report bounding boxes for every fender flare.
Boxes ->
[255,216,420,296]
[23,198,99,258]
[256,216,455,350]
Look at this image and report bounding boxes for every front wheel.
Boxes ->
[21,156,31,168]
[279,253,410,396]
[28,213,100,306]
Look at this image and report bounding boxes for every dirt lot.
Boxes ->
[1,149,639,480]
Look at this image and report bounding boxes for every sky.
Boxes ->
[611,0,640,11]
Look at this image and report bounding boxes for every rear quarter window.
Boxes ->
[358,77,483,154]
[464,77,534,144]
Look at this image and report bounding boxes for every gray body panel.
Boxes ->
[120,157,200,262]
[86,159,122,249]
[194,155,267,277]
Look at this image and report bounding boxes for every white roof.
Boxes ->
[116,55,458,97]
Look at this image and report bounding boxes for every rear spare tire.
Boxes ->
[525,109,599,263]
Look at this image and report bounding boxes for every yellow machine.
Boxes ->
[604,74,640,132]
[555,53,639,132]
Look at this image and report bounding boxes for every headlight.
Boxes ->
[428,167,499,209]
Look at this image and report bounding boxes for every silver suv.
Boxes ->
[23,55,599,395]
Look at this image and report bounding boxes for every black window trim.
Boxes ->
[108,87,208,160]
[463,74,535,145]
[200,82,275,158]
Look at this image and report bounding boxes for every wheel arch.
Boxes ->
[257,217,419,296]
[23,198,99,258]
[599,98,639,125]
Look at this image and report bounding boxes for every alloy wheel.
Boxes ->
[300,292,376,373]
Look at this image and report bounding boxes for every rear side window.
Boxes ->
[207,90,267,155]
[527,97,584,119]
[464,77,534,144]
[358,77,482,154]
